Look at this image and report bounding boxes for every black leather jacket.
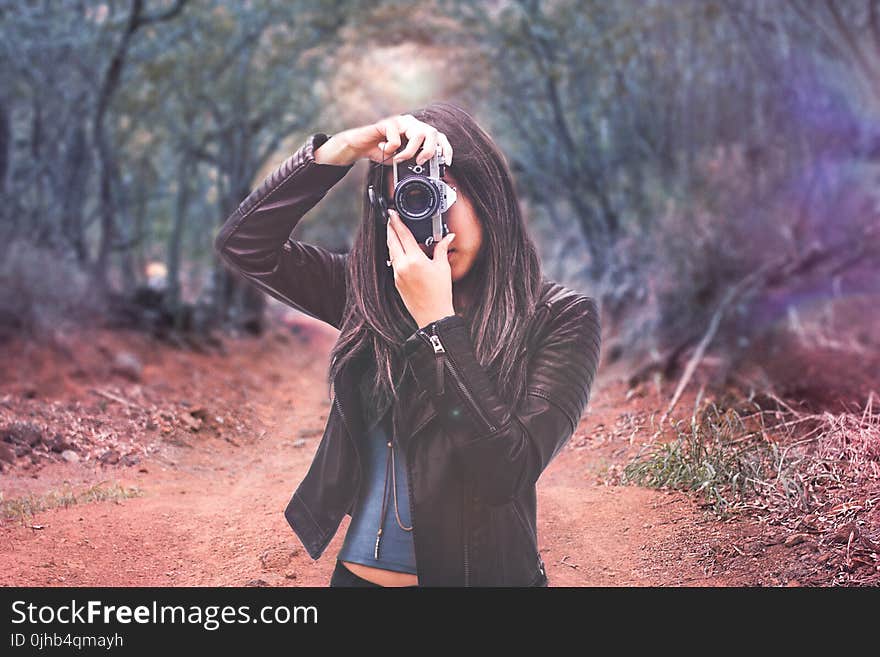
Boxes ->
[214,132,601,587]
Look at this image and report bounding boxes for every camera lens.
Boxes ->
[396,178,438,220]
[402,185,430,212]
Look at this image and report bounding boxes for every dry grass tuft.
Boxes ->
[0,481,143,524]
[623,390,880,585]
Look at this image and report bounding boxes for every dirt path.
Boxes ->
[0,317,759,587]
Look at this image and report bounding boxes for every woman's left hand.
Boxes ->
[386,208,457,329]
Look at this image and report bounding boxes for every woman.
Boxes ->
[214,101,601,587]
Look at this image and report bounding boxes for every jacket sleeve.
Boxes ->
[213,132,355,330]
[402,295,601,507]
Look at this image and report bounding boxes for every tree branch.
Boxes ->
[140,0,189,26]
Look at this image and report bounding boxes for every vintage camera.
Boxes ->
[368,139,457,246]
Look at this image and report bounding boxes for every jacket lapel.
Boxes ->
[331,353,366,451]
[334,351,439,454]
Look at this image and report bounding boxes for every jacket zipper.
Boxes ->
[416,323,497,434]
[415,323,479,586]
[426,332,445,395]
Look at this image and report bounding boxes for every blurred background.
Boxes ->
[1,0,878,407]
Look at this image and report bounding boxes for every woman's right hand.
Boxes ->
[316,114,453,168]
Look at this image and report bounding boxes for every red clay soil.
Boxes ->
[0,313,820,587]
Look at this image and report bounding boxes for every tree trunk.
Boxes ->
[167,154,193,326]
[60,122,91,263]
[212,181,268,332]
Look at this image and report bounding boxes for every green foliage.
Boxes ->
[622,400,780,517]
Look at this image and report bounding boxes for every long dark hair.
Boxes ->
[328,101,543,421]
